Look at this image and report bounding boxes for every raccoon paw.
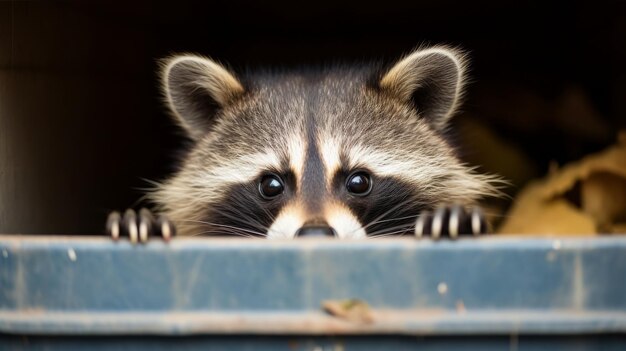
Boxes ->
[106,208,176,243]
[415,205,487,240]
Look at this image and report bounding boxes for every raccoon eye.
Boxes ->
[346,171,372,196]
[259,174,284,199]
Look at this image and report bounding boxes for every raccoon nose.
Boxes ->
[296,218,337,237]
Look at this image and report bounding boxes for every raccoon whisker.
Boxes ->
[368,226,414,237]
[357,198,417,234]
[177,219,267,237]
[367,223,415,237]
[366,225,415,237]
[190,229,257,239]
[213,205,273,227]
[368,214,421,226]
[359,200,411,232]
[369,228,414,238]
[201,206,271,230]
[185,228,259,238]
[208,208,272,234]
[190,228,258,239]
[188,228,247,238]
[256,204,277,224]
[210,207,289,238]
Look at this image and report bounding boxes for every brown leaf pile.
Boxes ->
[498,133,626,235]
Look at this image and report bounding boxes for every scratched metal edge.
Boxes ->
[1,234,626,250]
[1,310,626,335]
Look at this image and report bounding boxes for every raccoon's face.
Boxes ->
[152,47,497,238]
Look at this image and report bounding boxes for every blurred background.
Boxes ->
[0,0,624,234]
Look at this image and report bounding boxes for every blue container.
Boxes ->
[1,235,625,350]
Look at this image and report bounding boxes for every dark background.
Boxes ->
[0,0,624,234]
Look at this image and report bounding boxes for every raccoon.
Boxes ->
[107,46,500,242]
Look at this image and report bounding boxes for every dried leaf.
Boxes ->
[322,299,374,324]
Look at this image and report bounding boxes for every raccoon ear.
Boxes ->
[162,55,245,140]
[379,46,466,131]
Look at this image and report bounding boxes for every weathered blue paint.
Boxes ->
[1,235,625,349]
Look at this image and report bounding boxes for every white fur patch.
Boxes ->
[287,137,306,181]
[208,151,282,185]
[319,138,341,188]
[267,203,305,239]
[324,202,366,239]
[266,201,365,239]
[347,144,434,179]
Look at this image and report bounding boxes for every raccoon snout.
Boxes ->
[295,218,337,237]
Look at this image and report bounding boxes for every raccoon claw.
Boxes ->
[106,209,176,243]
[415,205,487,239]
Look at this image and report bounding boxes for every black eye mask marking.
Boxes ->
[334,172,430,236]
[201,171,295,237]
